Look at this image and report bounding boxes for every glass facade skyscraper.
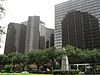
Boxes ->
[55,0,100,48]
[25,16,54,52]
[25,16,40,52]
[62,11,100,49]
[4,23,26,54]
[4,16,54,54]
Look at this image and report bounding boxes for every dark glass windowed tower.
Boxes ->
[62,11,100,49]
[55,0,100,49]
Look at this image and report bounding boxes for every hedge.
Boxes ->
[53,70,80,75]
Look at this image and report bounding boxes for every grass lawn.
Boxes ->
[0,73,100,75]
[85,74,100,75]
[0,73,52,75]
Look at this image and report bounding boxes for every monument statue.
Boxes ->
[61,47,69,71]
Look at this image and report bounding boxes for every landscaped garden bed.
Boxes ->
[0,73,52,75]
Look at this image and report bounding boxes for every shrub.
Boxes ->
[71,65,77,70]
[4,64,12,73]
[0,70,6,73]
[97,65,100,70]
[30,70,52,74]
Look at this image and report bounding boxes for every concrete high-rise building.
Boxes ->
[4,23,26,54]
[55,0,100,49]
[25,16,54,52]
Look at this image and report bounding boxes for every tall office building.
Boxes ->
[39,22,54,49]
[62,11,100,49]
[45,28,54,48]
[55,0,100,49]
[39,22,46,49]
[4,23,26,54]
[25,16,40,52]
[25,16,54,52]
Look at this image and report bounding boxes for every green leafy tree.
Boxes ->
[82,49,100,63]
[28,50,49,71]
[79,50,88,63]
[7,53,24,72]
[45,47,63,70]
[0,54,7,71]
[64,45,82,64]
[21,53,28,71]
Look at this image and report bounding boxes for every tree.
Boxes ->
[0,26,5,48]
[45,47,63,70]
[28,50,49,71]
[0,54,7,71]
[79,50,88,63]
[64,45,82,64]
[81,49,100,63]
[0,0,6,47]
[21,53,29,71]
[6,52,29,72]
[0,0,6,19]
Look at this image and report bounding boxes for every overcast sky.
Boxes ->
[0,0,69,54]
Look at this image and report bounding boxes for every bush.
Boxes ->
[0,70,6,73]
[4,64,12,73]
[71,65,77,70]
[97,65,100,70]
[53,70,80,75]
[30,70,52,74]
